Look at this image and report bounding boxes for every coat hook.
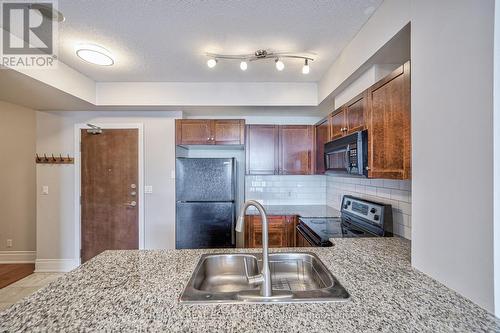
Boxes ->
[67,154,71,161]
[51,154,57,162]
[59,154,63,162]
[36,153,40,162]
[44,154,48,162]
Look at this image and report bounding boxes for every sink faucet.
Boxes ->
[236,200,272,298]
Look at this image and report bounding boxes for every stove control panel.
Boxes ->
[340,195,393,237]
[342,197,381,223]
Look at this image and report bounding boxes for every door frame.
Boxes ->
[74,123,145,265]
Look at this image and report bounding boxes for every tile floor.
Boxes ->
[0,273,64,311]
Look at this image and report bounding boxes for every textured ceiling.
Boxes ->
[56,0,382,82]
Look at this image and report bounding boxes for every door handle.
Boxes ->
[344,145,350,172]
[124,201,137,207]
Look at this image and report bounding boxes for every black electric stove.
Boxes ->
[297,196,393,247]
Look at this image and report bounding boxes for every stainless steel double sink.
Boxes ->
[180,252,350,304]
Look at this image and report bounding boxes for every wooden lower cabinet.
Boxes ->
[245,215,297,248]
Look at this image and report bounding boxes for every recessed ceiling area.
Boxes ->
[57,0,383,82]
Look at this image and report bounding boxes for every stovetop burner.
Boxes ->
[296,196,394,247]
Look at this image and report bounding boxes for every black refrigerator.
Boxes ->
[175,158,236,249]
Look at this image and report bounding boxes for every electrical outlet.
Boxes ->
[42,185,49,195]
[6,239,12,248]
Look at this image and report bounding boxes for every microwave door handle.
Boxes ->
[345,144,350,172]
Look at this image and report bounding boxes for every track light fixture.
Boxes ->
[275,58,285,71]
[302,59,310,74]
[240,61,248,71]
[205,49,314,73]
[207,58,217,68]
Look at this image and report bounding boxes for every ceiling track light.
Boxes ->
[302,59,310,75]
[207,58,218,68]
[205,49,314,73]
[240,61,248,71]
[275,58,284,71]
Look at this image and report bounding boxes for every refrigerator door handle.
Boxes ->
[231,209,236,246]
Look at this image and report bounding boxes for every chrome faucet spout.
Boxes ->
[237,200,272,297]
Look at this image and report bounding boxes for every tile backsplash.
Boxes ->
[326,175,412,239]
[244,174,412,240]
[245,175,326,205]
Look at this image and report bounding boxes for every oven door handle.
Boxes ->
[296,225,319,247]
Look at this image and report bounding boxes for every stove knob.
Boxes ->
[370,208,377,214]
[373,215,380,221]
[343,204,348,209]
[346,200,351,206]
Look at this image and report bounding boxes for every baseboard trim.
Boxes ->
[35,259,80,272]
[0,251,36,263]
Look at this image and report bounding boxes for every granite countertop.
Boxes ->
[245,204,340,218]
[1,238,499,332]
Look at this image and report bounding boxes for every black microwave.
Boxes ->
[324,130,368,177]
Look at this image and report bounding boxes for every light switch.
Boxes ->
[42,186,49,195]
[145,186,153,194]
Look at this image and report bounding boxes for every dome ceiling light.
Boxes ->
[76,44,114,66]
[205,49,314,74]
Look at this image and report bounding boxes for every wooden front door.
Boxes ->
[81,128,139,263]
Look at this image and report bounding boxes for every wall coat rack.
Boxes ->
[36,153,74,164]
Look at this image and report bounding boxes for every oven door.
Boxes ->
[296,225,318,247]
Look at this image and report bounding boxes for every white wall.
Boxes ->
[318,0,411,102]
[411,0,496,313]
[494,0,500,318]
[97,82,318,106]
[36,111,179,271]
[0,101,36,262]
[186,115,322,125]
[334,64,400,108]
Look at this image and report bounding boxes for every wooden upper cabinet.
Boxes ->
[175,119,245,145]
[330,109,345,140]
[314,117,330,174]
[246,125,314,175]
[175,120,212,145]
[328,92,367,141]
[279,126,313,175]
[345,92,366,134]
[246,125,279,175]
[213,120,245,145]
[366,61,411,179]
